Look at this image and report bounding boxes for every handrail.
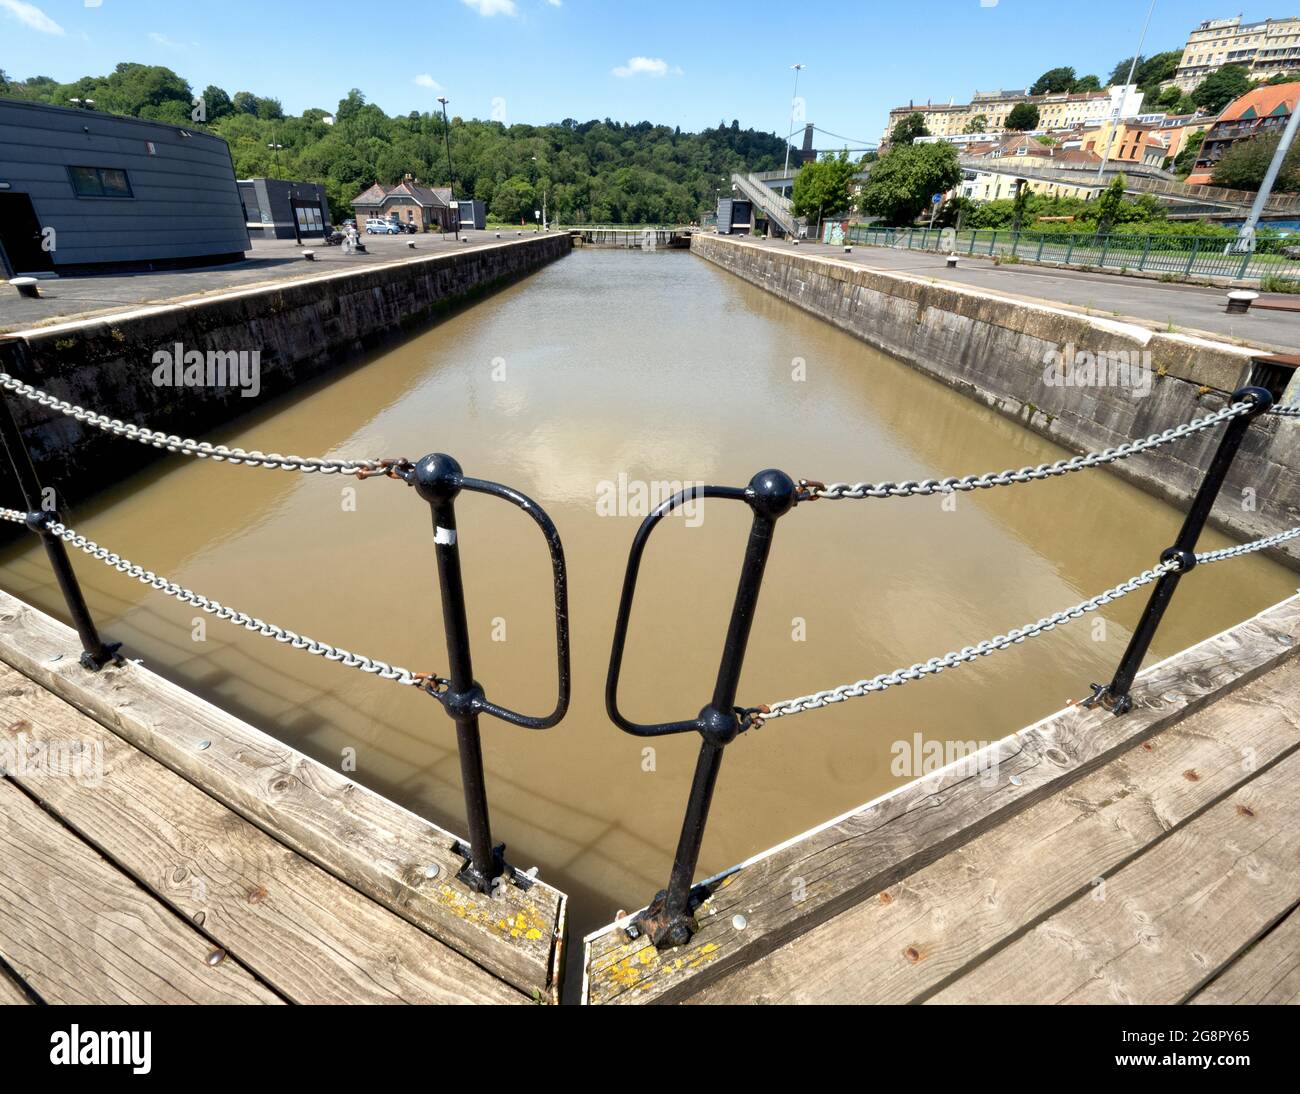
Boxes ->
[1,355,1292,937]
[602,386,1278,950]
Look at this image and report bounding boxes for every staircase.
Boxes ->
[730,172,804,237]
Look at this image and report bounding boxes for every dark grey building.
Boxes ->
[239,178,331,240]
[0,98,249,275]
[715,197,753,234]
[452,199,486,230]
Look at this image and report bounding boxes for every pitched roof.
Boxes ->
[350,182,387,206]
[1219,83,1300,123]
[349,181,451,207]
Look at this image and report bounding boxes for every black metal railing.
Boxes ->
[0,362,1291,949]
[1083,386,1273,713]
[408,453,570,891]
[605,469,799,946]
[0,391,120,670]
[0,379,570,894]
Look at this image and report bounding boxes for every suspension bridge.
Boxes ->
[0,345,1297,1004]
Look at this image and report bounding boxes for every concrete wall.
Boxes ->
[0,234,571,506]
[692,234,1300,565]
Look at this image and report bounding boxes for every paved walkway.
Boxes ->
[0,230,548,332]
[738,237,1300,354]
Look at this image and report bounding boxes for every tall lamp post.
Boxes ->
[1097,0,1157,182]
[782,63,805,198]
[437,96,459,241]
[268,142,284,177]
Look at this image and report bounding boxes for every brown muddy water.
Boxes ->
[3,248,1294,992]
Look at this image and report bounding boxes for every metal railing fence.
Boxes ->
[844,224,1300,284]
[2,348,1298,952]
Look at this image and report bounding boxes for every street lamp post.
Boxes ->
[438,96,459,241]
[782,64,805,198]
[69,98,95,109]
[1097,0,1158,182]
[268,142,284,177]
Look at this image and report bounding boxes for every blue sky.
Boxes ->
[0,1,1274,142]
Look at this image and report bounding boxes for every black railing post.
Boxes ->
[606,468,797,948]
[0,390,118,669]
[410,453,570,893]
[1086,385,1273,714]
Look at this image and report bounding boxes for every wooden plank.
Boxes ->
[0,591,565,1001]
[1188,907,1300,1005]
[0,778,281,1004]
[928,750,1300,1004]
[0,964,34,1004]
[686,656,1300,1003]
[0,664,524,1004]
[584,594,1300,1004]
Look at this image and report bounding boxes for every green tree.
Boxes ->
[791,150,856,221]
[890,111,929,145]
[859,142,962,225]
[1072,74,1102,92]
[1211,132,1300,192]
[200,84,233,121]
[1191,65,1253,112]
[963,114,989,134]
[1005,103,1040,131]
[491,176,536,223]
[1031,67,1076,95]
[1094,175,1126,234]
[1173,131,1205,177]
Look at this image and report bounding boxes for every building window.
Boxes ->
[67,166,133,198]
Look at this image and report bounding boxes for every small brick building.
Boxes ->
[350,176,456,231]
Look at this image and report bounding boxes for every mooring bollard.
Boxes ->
[947,254,959,268]
[409,454,571,892]
[9,277,39,299]
[1226,289,1259,314]
[0,377,119,669]
[606,469,797,947]
[301,250,315,261]
[1084,386,1273,714]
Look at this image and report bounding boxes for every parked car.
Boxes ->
[402,222,419,234]
[365,220,401,235]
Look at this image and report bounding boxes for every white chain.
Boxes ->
[0,371,399,476]
[759,559,1180,720]
[1196,522,1300,564]
[1271,403,1300,418]
[808,402,1252,499]
[759,517,1300,722]
[0,509,444,691]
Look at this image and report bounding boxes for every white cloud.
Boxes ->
[613,56,675,79]
[0,0,64,35]
[545,0,562,6]
[462,0,517,15]
[148,31,186,48]
[414,73,443,90]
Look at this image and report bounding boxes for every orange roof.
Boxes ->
[1219,83,1300,122]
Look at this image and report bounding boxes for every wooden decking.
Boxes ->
[583,594,1300,1005]
[0,591,565,1004]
